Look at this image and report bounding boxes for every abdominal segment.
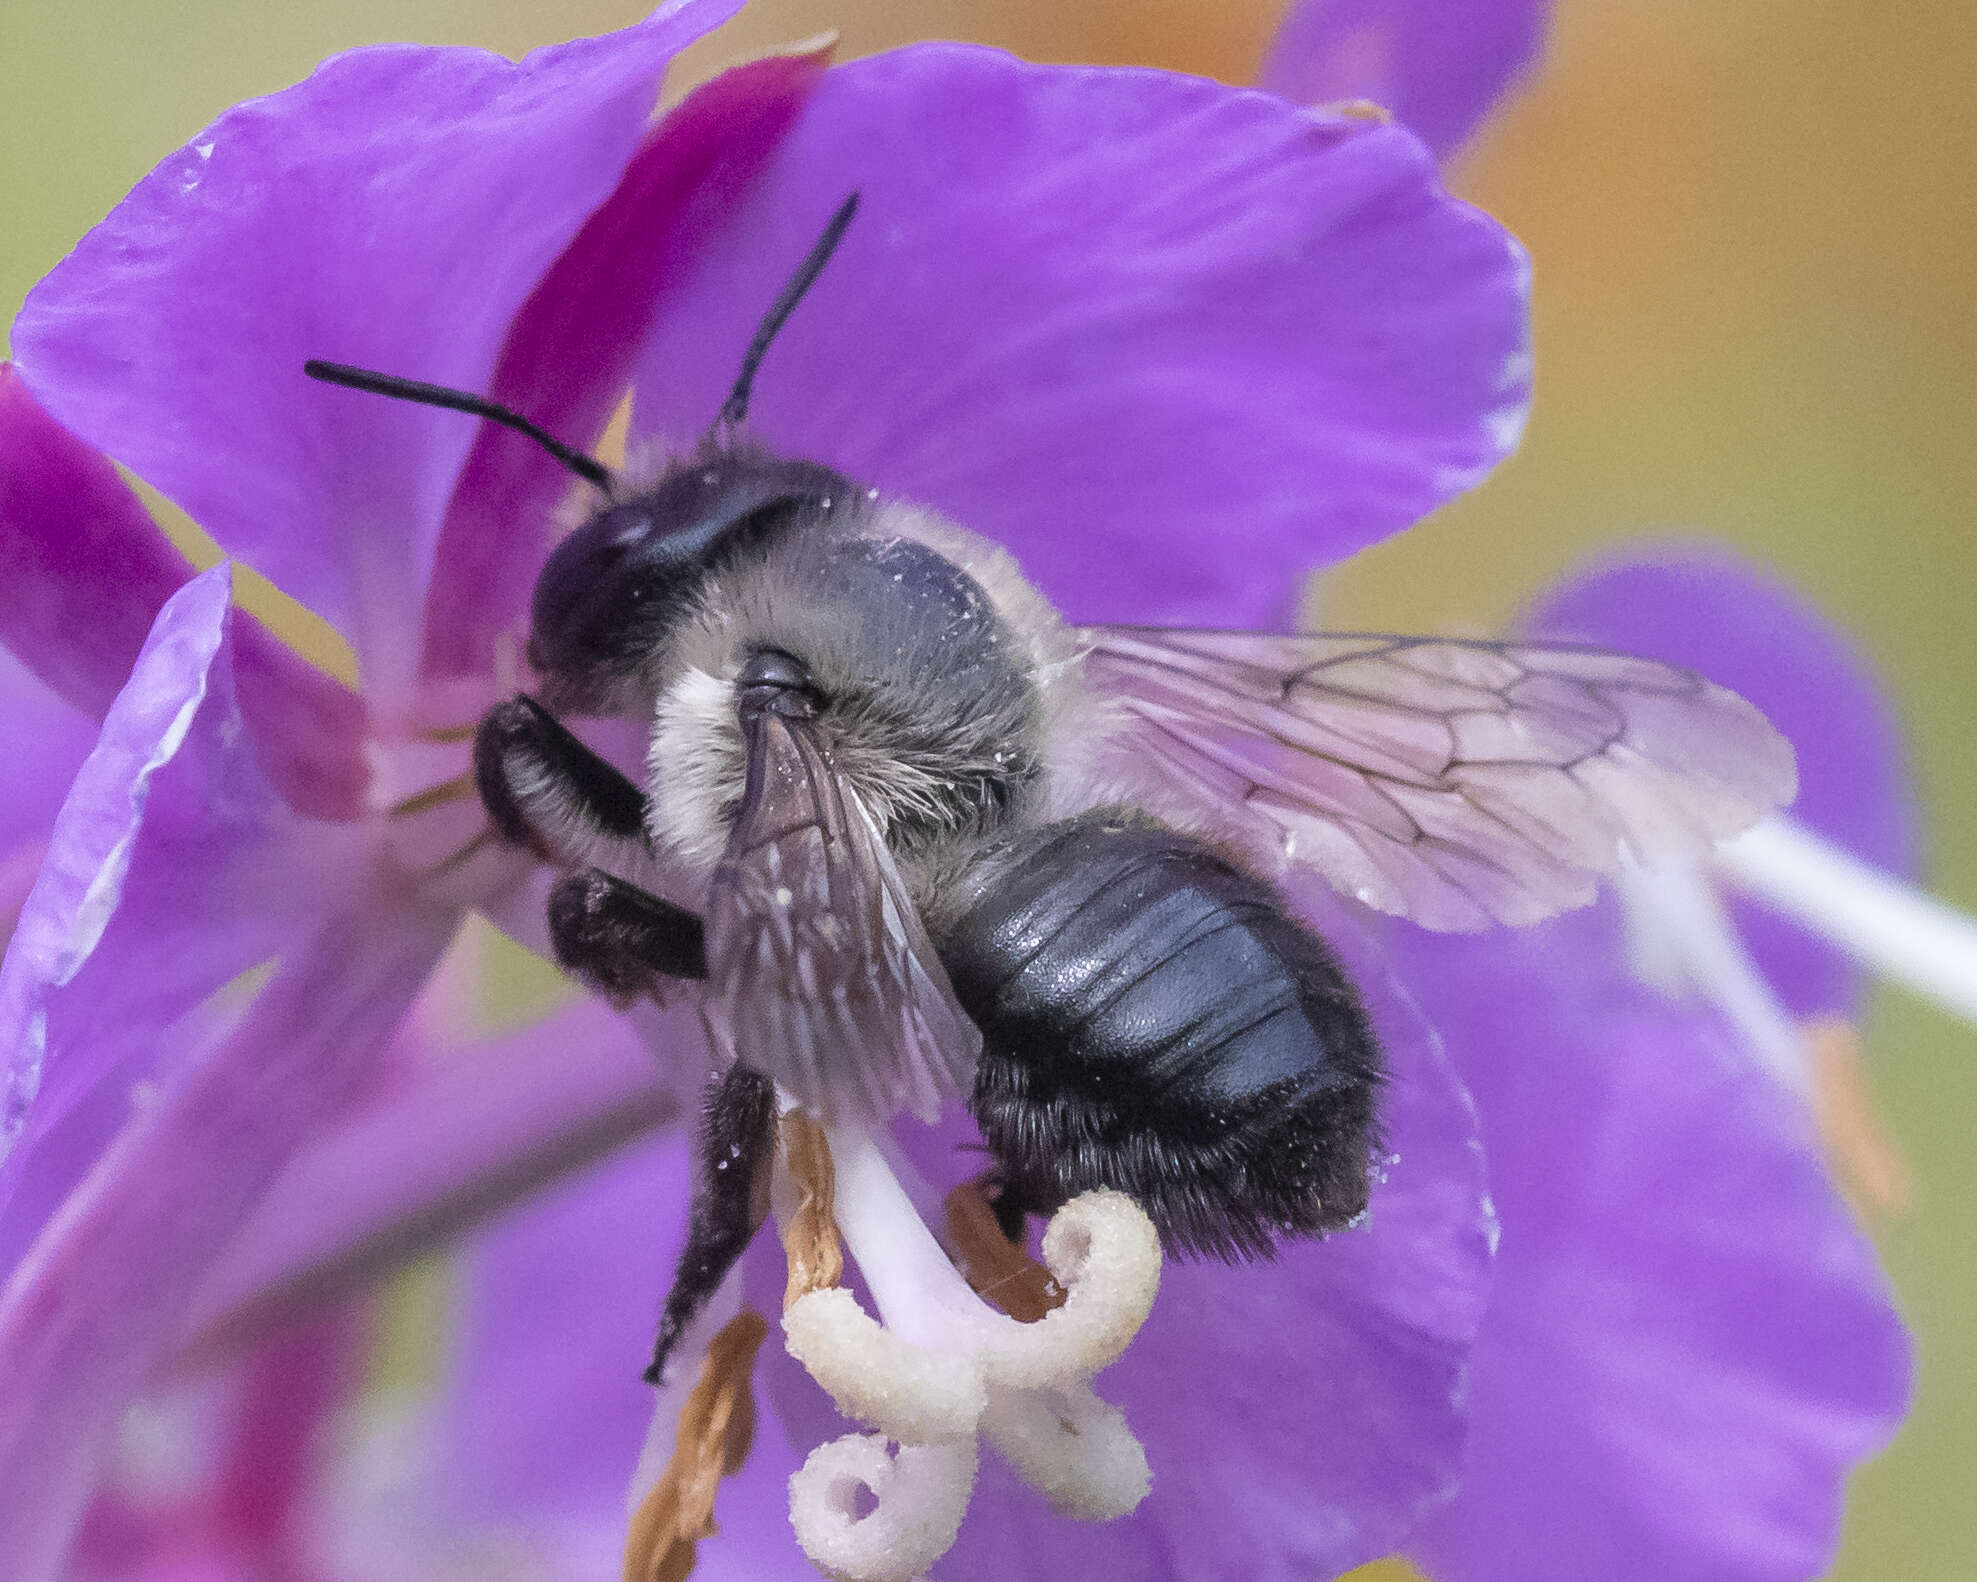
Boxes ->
[936,810,1383,1260]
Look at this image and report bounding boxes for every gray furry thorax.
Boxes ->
[637,496,1106,918]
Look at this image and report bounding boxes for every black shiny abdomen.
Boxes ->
[938,811,1382,1259]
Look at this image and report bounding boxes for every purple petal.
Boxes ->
[427,1132,814,1581]
[0,567,364,1213]
[0,1056,136,1296]
[444,1133,685,1528]
[11,1,735,691]
[0,646,96,863]
[1530,547,1916,1018]
[886,897,1493,1579]
[1398,922,1911,1582]
[229,620,371,824]
[0,903,450,1582]
[1260,0,1550,158]
[0,363,195,721]
[0,364,371,821]
[421,42,833,683]
[183,995,679,1364]
[630,46,1530,628]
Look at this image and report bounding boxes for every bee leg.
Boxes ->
[547,867,706,1005]
[473,693,650,868]
[646,1063,778,1385]
[976,1163,1055,1246]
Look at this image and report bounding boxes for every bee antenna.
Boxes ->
[303,360,613,490]
[717,191,861,432]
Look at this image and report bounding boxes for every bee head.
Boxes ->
[301,192,865,708]
[526,450,856,710]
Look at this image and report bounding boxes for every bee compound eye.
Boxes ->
[737,647,821,719]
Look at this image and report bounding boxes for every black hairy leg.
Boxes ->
[974,1167,1053,1246]
[473,692,649,863]
[547,867,707,1005]
[646,1064,778,1385]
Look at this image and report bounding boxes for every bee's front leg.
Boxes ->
[547,867,706,1005]
[473,693,650,870]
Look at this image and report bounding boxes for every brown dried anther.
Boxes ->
[779,1109,845,1307]
[944,1175,1067,1323]
[621,1309,769,1582]
[1805,1016,1911,1217]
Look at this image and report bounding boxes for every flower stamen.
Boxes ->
[1804,1016,1911,1217]
[622,1308,768,1582]
[773,1120,1159,1580]
[782,1110,845,1307]
[1617,859,1811,1096]
[1720,816,1977,1025]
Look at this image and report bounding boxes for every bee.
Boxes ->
[306,194,1793,1382]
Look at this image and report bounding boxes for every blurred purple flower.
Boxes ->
[1394,551,1917,1582]
[1261,0,1550,158]
[63,1314,363,1582]
[0,1,1530,1576]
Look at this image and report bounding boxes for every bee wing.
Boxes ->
[702,709,981,1124]
[1080,625,1797,933]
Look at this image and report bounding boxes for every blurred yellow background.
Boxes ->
[3,0,1968,1576]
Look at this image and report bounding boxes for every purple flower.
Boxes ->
[63,1313,364,1582]
[0,3,1530,1576]
[385,909,1492,1581]
[1393,550,1919,1582]
[1260,0,1551,158]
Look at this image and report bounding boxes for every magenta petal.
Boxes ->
[1530,548,1916,1018]
[630,46,1530,627]
[1260,0,1549,158]
[1399,924,1910,1582]
[421,43,832,682]
[0,363,194,721]
[185,995,676,1361]
[0,365,369,821]
[0,567,362,1211]
[230,621,370,824]
[0,903,449,1582]
[11,1,735,686]
[0,647,96,862]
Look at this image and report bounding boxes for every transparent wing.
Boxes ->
[703,709,981,1124]
[1081,625,1797,933]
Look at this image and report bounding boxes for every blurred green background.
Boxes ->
[4,0,1969,1575]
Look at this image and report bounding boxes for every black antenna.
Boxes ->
[303,360,612,489]
[718,191,861,431]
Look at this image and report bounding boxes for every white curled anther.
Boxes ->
[789,1434,977,1582]
[783,1286,988,1443]
[981,1381,1151,1521]
[972,1190,1162,1389]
